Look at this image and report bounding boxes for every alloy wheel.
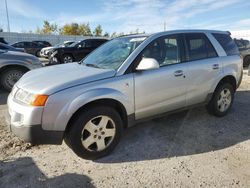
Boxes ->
[217,88,232,112]
[81,115,116,152]
[5,71,24,89]
[63,56,73,63]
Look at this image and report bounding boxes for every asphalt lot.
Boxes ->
[0,71,250,187]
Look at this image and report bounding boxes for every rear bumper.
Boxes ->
[4,110,64,145]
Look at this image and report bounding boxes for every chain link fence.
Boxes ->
[0,32,107,45]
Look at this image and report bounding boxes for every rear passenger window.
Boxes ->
[212,33,239,56]
[185,33,217,61]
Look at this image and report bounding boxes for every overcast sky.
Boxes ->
[0,0,249,33]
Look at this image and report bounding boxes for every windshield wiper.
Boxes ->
[85,63,100,69]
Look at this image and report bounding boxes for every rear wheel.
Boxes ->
[65,106,123,160]
[207,83,234,117]
[243,56,250,68]
[0,68,26,91]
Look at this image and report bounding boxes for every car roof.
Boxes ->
[79,38,109,42]
[118,29,230,39]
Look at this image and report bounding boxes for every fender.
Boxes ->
[209,69,237,94]
[0,61,31,70]
[48,88,133,131]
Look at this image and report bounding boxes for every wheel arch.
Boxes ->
[65,98,128,135]
[62,53,75,61]
[214,75,237,93]
[0,64,30,77]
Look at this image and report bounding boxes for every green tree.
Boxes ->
[78,23,92,36]
[93,25,103,36]
[60,23,79,35]
[36,20,57,34]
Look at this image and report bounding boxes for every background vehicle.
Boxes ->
[11,41,46,57]
[0,37,8,44]
[6,30,242,160]
[0,42,25,52]
[49,38,108,64]
[0,49,42,91]
[32,40,52,47]
[234,38,250,67]
[40,41,74,58]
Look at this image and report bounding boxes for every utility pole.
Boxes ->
[5,0,10,32]
[164,21,166,31]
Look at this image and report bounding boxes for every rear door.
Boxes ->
[184,33,220,106]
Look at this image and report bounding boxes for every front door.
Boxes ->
[134,34,188,119]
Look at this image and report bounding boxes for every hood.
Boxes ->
[6,50,36,58]
[16,63,116,94]
[41,46,53,51]
[54,46,74,51]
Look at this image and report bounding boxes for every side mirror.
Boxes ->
[136,58,160,71]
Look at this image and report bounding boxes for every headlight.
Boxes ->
[11,85,19,96]
[14,89,48,106]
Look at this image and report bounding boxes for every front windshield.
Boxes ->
[69,41,81,47]
[82,36,147,70]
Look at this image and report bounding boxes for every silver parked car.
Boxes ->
[6,30,243,159]
[0,50,43,91]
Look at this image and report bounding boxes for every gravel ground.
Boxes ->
[0,72,250,188]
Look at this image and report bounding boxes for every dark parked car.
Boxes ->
[11,41,46,57]
[0,37,8,44]
[0,42,25,52]
[33,40,52,47]
[50,38,108,64]
[40,41,74,58]
[234,38,250,67]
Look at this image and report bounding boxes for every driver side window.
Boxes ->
[141,35,181,67]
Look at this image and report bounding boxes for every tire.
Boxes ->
[0,68,26,91]
[35,50,41,57]
[207,83,234,117]
[243,56,250,68]
[62,54,74,64]
[65,106,124,160]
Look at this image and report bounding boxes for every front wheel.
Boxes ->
[0,68,26,91]
[63,54,74,63]
[207,83,234,117]
[65,106,123,160]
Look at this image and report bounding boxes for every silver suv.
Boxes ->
[6,30,243,159]
[0,50,42,91]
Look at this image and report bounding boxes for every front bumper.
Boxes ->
[5,95,64,145]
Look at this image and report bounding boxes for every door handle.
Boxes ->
[212,64,219,70]
[174,70,183,77]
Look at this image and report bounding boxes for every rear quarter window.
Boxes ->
[212,33,239,56]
